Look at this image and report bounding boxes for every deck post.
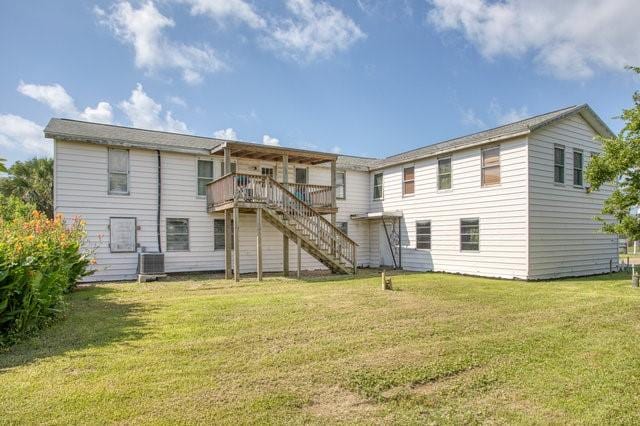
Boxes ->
[233,206,240,282]
[223,146,231,174]
[352,244,357,275]
[297,236,302,279]
[330,160,337,256]
[256,208,263,281]
[282,154,290,277]
[224,209,232,279]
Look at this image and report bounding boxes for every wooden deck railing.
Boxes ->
[206,173,333,209]
[206,173,356,270]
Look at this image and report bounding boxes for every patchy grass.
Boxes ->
[1,271,639,424]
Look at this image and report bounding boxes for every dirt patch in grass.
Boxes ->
[306,385,379,420]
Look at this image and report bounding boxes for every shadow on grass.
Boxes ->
[0,286,150,372]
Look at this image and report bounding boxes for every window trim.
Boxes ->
[460,218,480,252]
[481,145,501,187]
[261,166,275,179]
[554,144,565,185]
[108,148,130,195]
[437,156,452,190]
[573,148,584,187]
[109,216,137,253]
[197,158,215,197]
[373,172,384,200]
[295,167,308,184]
[166,218,190,252]
[402,165,415,197]
[336,170,346,200]
[213,218,233,251]
[416,220,431,250]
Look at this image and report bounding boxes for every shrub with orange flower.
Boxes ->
[0,207,94,346]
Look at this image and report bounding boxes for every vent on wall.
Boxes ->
[138,253,165,275]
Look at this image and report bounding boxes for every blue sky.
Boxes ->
[1,0,639,165]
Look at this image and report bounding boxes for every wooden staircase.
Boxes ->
[207,173,358,275]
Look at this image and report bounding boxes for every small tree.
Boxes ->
[587,66,640,243]
[0,157,53,218]
[0,157,7,174]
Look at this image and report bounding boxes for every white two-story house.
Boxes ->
[45,104,618,282]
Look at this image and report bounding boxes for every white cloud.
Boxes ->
[120,83,189,133]
[179,0,266,29]
[460,108,485,128]
[213,128,237,139]
[262,134,280,146]
[263,0,365,63]
[427,0,640,79]
[168,95,187,108]
[17,81,114,124]
[96,1,225,84]
[489,100,529,125]
[0,114,51,156]
[330,145,341,154]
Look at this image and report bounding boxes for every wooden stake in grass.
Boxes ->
[381,270,393,290]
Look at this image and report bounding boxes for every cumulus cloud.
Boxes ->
[213,128,237,139]
[0,114,51,156]
[179,0,265,29]
[427,0,640,79]
[119,83,189,133]
[263,0,365,63]
[460,108,485,128]
[17,81,114,124]
[96,1,225,84]
[262,134,280,146]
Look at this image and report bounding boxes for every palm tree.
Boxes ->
[0,157,53,217]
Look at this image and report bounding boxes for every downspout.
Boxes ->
[157,150,162,253]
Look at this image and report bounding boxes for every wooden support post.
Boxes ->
[330,160,337,257]
[223,146,231,174]
[233,206,240,282]
[352,244,357,275]
[256,208,263,282]
[297,236,302,279]
[282,154,289,277]
[224,209,232,279]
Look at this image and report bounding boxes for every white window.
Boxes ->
[438,157,452,190]
[554,145,565,184]
[403,166,415,196]
[373,173,384,200]
[295,168,308,184]
[338,221,348,235]
[481,146,500,186]
[573,149,584,187]
[219,161,237,175]
[213,219,233,250]
[109,217,136,253]
[108,148,129,194]
[336,171,346,199]
[167,218,189,251]
[416,221,431,250]
[261,167,274,178]
[460,218,479,251]
[197,159,214,196]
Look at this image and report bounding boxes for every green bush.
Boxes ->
[0,210,93,346]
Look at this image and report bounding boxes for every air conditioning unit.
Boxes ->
[138,253,165,275]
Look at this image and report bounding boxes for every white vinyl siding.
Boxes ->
[108,148,129,194]
[528,113,617,279]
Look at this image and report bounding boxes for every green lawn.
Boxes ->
[2,271,639,424]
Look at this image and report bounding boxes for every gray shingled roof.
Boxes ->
[44,118,225,154]
[44,104,613,171]
[369,104,613,170]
